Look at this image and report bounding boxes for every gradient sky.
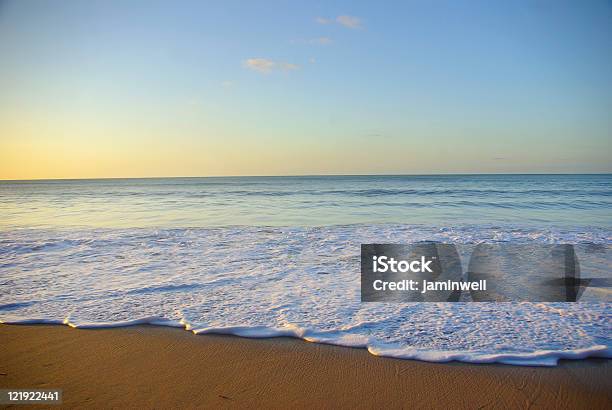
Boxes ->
[1,0,611,179]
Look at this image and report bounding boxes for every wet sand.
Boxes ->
[0,324,610,409]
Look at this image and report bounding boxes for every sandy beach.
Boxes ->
[2,0,611,408]
[0,324,610,409]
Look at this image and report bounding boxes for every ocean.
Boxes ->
[0,174,610,365]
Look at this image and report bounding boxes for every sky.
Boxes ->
[0,0,611,179]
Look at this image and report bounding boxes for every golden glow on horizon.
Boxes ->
[0,113,439,179]
[3,129,604,180]
[1,1,611,179]
[1,87,609,180]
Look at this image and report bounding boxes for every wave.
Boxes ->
[6,187,611,199]
[1,316,610,366]
[1,225,610,367]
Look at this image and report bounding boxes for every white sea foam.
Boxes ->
[1,225,610,366]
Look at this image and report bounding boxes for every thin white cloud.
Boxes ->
[310,37,332,45]
[244,58,276,73]
[188,98,202,107]
[336,15,362,29]
[279,62,299,71]
[243,58,300,74]
[290,37,332,45]
[221,80,234,88]
[315,15,363,29]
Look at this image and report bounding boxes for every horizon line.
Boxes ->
[1,172,611,182]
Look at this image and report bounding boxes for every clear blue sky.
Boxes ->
[1,0,611,178]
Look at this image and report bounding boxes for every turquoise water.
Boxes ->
[0,174,610,228]
[1,174,610,365]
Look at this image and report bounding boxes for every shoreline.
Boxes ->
[1,318,609,366]
[1,324,610,408]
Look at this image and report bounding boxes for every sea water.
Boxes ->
[0,175,610,365]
